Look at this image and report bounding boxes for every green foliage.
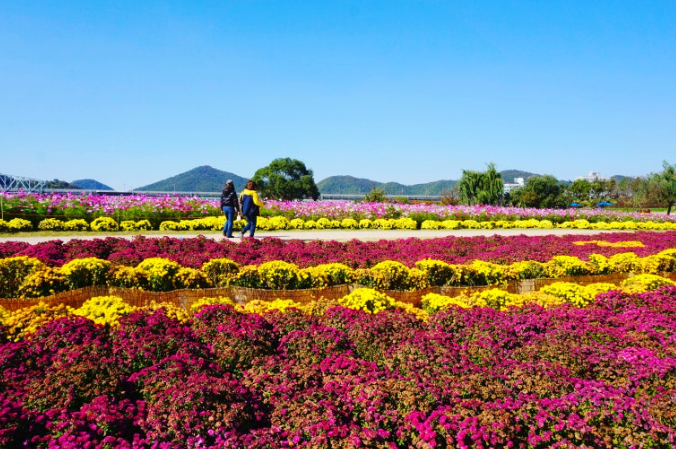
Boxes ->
[254,158,320,200]
[510,174,567,208]
[363,186,387,203]
[457,162,504,206]
[656,160,676,214]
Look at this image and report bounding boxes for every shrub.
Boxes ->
[17,267,68,298]
[135,258,182,291]
[71,295,136,326]
[471,288,522,310]
[201,258,240,287]
[257,260,301,289]
[159,220,188,231]
[505,260,548,280]
[107,265,148,289]
[38,218,65,231]
[415,259,458,286]
[175,267,211,289]
[2,302,71,341]
[288,218,305,229]
[63,219,89,231]
[540,282,599,307]
[303,219,318,229]
[299,263,354,288]
[316,217,333,229]
[338,288,396,314]
[190,296,240,312]
[341,218,359,229]
[545,255,594,277]
[421,292,472,313]
[59,257,111,289]
[421,220,441,230]
[608,252,642,273]
[621,274,676,293]
[120,220,138,231]
[90,217,119,231]
[0,256,47,298]
[7,218,32,232]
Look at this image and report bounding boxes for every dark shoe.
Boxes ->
[226,235,235,238]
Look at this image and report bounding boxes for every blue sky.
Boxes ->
[1,1,675,190]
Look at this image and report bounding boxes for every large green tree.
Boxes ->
[253,158,320,201]
[655,160,676,214]
[457,163,504,205]
[510,175,566,209]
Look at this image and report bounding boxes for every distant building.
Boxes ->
[575,171,608,182]
[503,177,524,194]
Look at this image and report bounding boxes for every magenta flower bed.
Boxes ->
[2,231,676,268]
[2,287,676,447]
[4,191,676,224]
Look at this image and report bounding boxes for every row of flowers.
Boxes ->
[3,191,676,227]
[5,214,676,233]
[2,249,676,298]
[4,275,675,340]
[1,285,675,447]
[3,232,676,269]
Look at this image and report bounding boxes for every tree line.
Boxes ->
[446,161,676,215]
[248,158,676,216]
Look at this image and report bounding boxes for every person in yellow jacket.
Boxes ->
[239,179,265,238]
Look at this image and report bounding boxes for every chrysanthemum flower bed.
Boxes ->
[1,285,676,447]
[2,232,676,268]
[4,214,676,233]
[2,246,676,299]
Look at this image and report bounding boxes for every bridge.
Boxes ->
[0,173,47,193]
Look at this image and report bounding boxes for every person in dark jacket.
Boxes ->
[220,180,240,238]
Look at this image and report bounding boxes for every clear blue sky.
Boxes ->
[1,1,675,190]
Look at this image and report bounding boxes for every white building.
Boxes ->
[575,171,609,182]
[503,177,524,194]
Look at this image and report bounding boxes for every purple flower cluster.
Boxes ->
[2,288,676,447]
[2,231,676,268]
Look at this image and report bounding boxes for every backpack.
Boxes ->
[241,193,259,217]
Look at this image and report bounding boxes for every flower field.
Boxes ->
[2,192,676,233]
[2,226,676,447]
[1,286,676,447]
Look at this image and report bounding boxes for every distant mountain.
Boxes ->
[317,176,381,194]
[45,179,81,189]
[317,175,457,196]
[499,169,539,183]
[136,166,248,193]
[71,179,113,190]
[611,175,632,183]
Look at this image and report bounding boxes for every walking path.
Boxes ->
[0,228,628,244]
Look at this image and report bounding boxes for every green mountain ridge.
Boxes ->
[136,166,249,193]
[71,179,113,190]
[317,175,459,196]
